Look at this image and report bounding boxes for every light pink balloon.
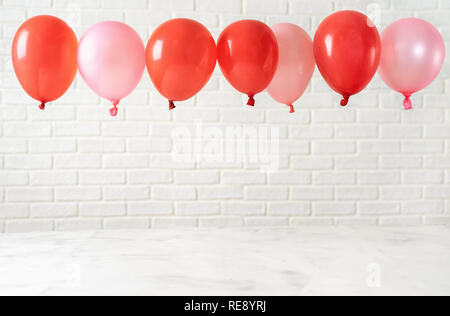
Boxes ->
[78,21,146,116]
[267,23,315,113]
[379,18,445,110]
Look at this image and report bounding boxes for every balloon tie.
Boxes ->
[247,96,255,107]
[403,95,413,110]
[110,101,119,117]
[39,102,46,111]
[288,104,295,114]
[340,95,350,107]
[169,100,176,110]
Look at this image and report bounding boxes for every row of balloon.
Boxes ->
[12,11,445,117]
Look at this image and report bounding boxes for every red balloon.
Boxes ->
[12,15,78,110]
[217,20,279,107]
[146,18,217,110]
[313,11,381,106]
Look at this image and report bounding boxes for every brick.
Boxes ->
[152,186,196,200]
[381,156,422,169]
[78,139,125,153]
[335,217,377,226]
[244,0,287,14]
[129,170,172,184]
[80,171,125,185]
[80,203,126,217]
[314,172,356,185]
[197,0,240,13]
[31,204,77,218]
[402,201,444,215]
[381,187,423,200]
[312,110,355,123]
[55,122,100,136]
[150,0,195,10]
[336,187,378,200]
[222,202,265,216]
[5,155,52,170]
[103,154,148,169]
[222,171,266,185]
[291,157,333,170]
[152,217,198,229]
[6,188,52,202]
[291,126,333,139]
[359,141,400,154]
[30,139,76,153]
[102,0,146,9]
[175,171,218,185]
[269,171,311,185]
[267,109,310,124]
[0,205,29,219]
[128,202,173,216]
[358,202,400,216]
[127,138,172,153]
[103,122,148,137]
[104,186,149,201]
[54,154,101,169]
[6,220,53,233]
[268,202,310,216]
[0,140,27,153]
[379,216,423,226]
[55,219,102,232]
[30,171,77,186]
[336,126,378,138]
[424,216,450,225]
[0,171,28,186]
[245,217,289,227]
[290,217,334,226]
[312,141,356,155]
[425,186,450,199]
[335,157,378,170]
[4,122,51,137]
[403,171,443,185]
[245,186,288,201]
[291,187,333,200]
[402,140,444,153]
[359,171,401,185]
[104,218,149,230]
[199,216,243,228]
[55,187,101,202]
[381,126,422,139]
[176,202,220,216]
[199,186,243,200]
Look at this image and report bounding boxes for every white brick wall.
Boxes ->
[0,0,449,233]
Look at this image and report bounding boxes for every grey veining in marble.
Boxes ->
[0,227,449,296]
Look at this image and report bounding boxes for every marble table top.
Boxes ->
[0,226,449,296]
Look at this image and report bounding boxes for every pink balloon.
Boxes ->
[78,21,146,116]
[379,18,445,110]
[267,23,315,113]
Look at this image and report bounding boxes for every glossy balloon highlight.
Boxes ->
[78,21,146,116]
[378,18,445,110]
[12,15,78,110]
[314,11,382,107]
[217,20,279,107]
[146,18,217,110]
[267,23,315,113]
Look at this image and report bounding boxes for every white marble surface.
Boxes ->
[0,226,449,296]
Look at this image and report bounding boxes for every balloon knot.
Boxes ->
[247,96,255,107]
[110,101,119,117]
[403,95,413,110]
[288,104,295,114]
[340,95,350,107]
[169,101,176,110]
[39,102,46,111]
